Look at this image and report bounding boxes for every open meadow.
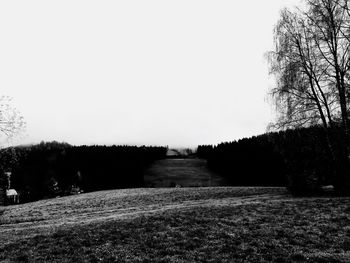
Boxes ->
[1,187,350,262]
[144,158,227,187]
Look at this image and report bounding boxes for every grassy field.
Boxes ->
[144,158,227,187]
[1,187,350,262]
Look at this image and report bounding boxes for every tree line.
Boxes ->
[0,141,167,202]
[198,125,347,195]
[267,0,350,194]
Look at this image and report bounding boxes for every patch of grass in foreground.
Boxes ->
[1,198,350,262]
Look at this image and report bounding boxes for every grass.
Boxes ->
[144,158,226,187]
[1,187,350,262]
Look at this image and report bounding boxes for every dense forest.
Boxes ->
[0,142,167,202]
[198,125,345,194]
[1,125,348,202]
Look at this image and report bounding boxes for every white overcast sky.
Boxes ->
[0,0,301,147]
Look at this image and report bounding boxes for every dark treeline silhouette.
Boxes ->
[198,126,346,194]
[198,136,286,187]
[0,141,167,202]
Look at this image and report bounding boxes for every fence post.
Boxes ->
[0,172,6,206]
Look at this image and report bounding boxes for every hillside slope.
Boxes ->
[1,187,350,262]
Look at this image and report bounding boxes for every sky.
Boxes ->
[0,0,301,148]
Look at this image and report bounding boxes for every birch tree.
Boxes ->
[268,8,336,130]
[304,0,350,135]
[268,0,350,193]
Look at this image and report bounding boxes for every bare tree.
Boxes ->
[268,8,336,130]
[0,96,25,144]
[302,0,350,191]
[268,0,350,193]
[303,0,350,134]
